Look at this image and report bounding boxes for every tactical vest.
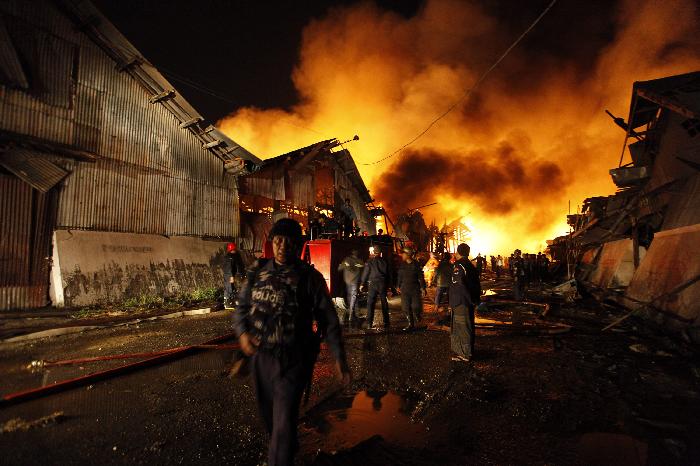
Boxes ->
[246,259,311,352]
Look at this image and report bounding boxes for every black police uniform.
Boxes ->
[397,260,426,327]
[234,258,348,466]
[360,256,391,328]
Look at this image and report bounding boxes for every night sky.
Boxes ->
[93,0,618,122]
[89,0,700,252]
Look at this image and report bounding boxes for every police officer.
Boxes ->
[360,246,391,330]
[223,242,245,309]
[449,243,481,362]
[397,246,427,330]
[234,218,351,466]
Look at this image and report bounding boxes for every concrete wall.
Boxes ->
[50,230,229,307]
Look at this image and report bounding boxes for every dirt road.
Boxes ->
[1,282,698,465]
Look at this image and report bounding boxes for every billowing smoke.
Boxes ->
[374,143,567,217]
[218,0,700,253]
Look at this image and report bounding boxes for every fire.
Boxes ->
[218,0,700,253]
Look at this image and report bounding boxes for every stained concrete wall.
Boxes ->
[50,230,230,307]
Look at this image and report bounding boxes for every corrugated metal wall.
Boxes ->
[240,173,286,201]
[288,170,315,208]
[334,167,374,233]
[0,0,239,238]
[0,174,55,309]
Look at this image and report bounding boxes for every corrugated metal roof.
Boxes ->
[0,0,243,239]
[0,148,70,192]
[53,0,261,167]
[629,71,700,129]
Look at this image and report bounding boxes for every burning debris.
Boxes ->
[549,71,700,343]
[219,0,700,253]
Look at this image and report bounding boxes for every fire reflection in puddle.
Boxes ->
[304,390,427,450]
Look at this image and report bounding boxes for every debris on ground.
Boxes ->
[1,412,65,433]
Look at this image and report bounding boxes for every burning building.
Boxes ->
[0,0,260,309]
[238,139,374,252]
[558,71,700,342]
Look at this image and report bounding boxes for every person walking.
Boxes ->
[397,246,427,330]
[449,243,481,362]
[233,218,351,466]
[360,246,391,330]
[223,242,245,309]
[337,249,364,325]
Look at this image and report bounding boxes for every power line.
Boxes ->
[160,67,327,137]
[359,0,559,166]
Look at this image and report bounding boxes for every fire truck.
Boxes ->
[264,234,403,298]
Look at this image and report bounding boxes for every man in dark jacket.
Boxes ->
[360,246,391,330]
[511,249,526,300]
[234,219,351,466]
[223,242,245,309]
[337,249,364,325]
[397,247,427,330]
[431,252,452,315]
[449,243,481,362]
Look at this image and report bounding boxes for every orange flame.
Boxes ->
[218,0,700,254]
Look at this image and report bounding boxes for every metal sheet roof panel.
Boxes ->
[0,148,70,192]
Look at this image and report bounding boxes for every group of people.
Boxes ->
[508,250,550,300]
[338,244,480,362]
[228,218,483,466]
[337,245,428,331]
[308,198,359,239]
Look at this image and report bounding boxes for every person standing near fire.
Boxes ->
[223,242,245,309]
[449,243,481,362]
[337,249,364,325]
[397,246,427,330]
[360,246,391,330]
[511,249,526,300]
[431,252,453,316]
[234,218,351,466]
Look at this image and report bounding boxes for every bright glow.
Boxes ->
[218,1,700,254]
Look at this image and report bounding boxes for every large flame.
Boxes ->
[218,0,700,254]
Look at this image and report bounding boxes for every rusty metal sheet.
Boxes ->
[0,148,69,193]
[0,174,54,310]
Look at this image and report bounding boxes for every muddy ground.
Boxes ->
[1,276,699,465]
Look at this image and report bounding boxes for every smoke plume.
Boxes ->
[218,0,700,253]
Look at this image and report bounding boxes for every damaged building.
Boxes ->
[555,71,700,343]
[238,139,375,252]
[0,0,261,309]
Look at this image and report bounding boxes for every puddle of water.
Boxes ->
[475,317,512,325]
[305,390,427,451]
[578,433,648,466]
